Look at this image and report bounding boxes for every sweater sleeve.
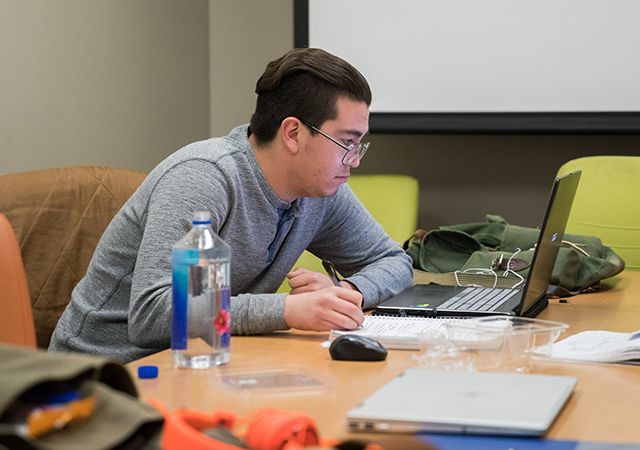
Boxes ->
[306,184,413,309]
[127,160,225,347]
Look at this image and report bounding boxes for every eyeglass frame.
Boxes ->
[300,120,370,166]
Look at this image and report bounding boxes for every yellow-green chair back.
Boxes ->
[277,174,419,292]
[556,156,640,269]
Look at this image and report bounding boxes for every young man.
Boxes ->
[49,48,413,362]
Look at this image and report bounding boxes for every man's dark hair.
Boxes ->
[249,48,372,145]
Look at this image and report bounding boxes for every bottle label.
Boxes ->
[171,249,231,352]
[171,249,195,351]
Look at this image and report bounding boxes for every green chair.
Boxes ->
[277,174,419,293]
[556,156,640,269]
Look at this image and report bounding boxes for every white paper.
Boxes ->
[329,316,461,350]
[551,330,640,363]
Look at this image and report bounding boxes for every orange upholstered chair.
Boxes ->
[0,213,36,347]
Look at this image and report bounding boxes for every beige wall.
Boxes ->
[0,0,209,175]
[209,0,293,136]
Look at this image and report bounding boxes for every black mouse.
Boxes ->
[329,334,388,361]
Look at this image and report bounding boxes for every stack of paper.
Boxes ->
[551,330,640,364]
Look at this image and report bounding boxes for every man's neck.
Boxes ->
[248,134,297,203]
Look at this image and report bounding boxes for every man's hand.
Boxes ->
[284,286,364,331]
[286,268,336,294]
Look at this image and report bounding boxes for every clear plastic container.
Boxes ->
[471,316,569,371]
[414,316,569,372]
[214,366,332,396]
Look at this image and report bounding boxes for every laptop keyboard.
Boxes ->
[439,287,519,312]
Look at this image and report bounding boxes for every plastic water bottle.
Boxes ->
[171,211,231,368]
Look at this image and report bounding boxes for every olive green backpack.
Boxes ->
[0,345,162,450]
[405,215,625,297]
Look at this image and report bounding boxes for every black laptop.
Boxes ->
[375,171,581,318]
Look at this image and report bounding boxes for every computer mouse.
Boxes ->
[329,334,388,361]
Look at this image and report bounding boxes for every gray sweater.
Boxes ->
[49,125,413,362]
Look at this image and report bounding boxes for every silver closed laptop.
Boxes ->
[347,369,576,436]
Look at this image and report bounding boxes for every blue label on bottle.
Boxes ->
[171,249,199,350]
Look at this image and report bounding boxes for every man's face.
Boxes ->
[296,97,369,198]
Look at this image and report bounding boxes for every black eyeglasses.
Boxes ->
[301,121,370,166]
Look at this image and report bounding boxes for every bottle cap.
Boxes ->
[137,365,159,379]
[192,210,212,225]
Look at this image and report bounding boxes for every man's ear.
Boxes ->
[280,117,302,155]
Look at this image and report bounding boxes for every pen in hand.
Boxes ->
[321,259,341,287]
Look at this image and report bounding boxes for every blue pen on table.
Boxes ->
[322,259,341,286]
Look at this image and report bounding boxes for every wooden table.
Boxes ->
[129,271,640,447]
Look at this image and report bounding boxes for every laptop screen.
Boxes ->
[519,171,581,315]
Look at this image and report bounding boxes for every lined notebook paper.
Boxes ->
[329,316,463,350]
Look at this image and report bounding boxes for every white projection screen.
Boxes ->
[295,0,640,133]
